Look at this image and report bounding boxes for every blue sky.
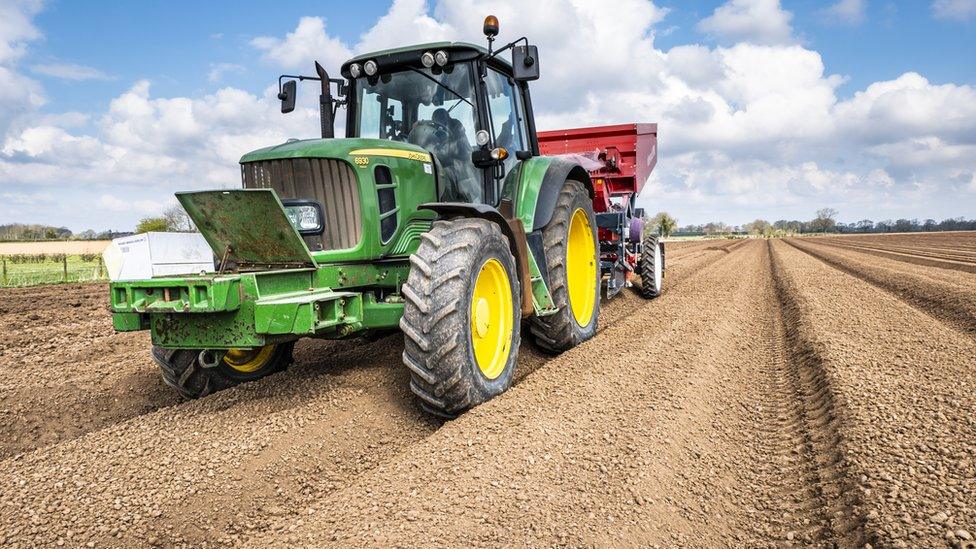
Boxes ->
[2,0,975,231]
[30,1,974,111]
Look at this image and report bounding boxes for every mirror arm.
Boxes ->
[488,36,528,61]
[277,73,318,95]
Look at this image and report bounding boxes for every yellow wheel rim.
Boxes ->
[470,258,514,380]
[222,345,276,373]
[566,208,597,326]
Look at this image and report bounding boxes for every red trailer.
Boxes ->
[538,123,662,298]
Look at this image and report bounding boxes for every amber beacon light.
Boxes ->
[483,15,499,37]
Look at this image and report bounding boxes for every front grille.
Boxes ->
[242,158,362,251]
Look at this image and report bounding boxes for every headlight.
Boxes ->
[349,63,361,78]
[475,130,490,146]
[364,60,378,76]
[434,50,449,66]
[420,51,435,68]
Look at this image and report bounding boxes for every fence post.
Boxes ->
[62,255,68,283]
[2,257,6,286]
[97,256,104,279]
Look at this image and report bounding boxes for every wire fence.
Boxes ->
[0,254,107,287]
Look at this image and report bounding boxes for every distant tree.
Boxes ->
[77,229,97,240]
[922,219,937,232]
[810,208,839,233]
[163,204,196,232]
[855,219,874,232]
[703,221,731,235]
[744,219,772,236]
[136,217,170,233]
[44,228,57,239]
[939,217,968,231]
[893,218,918,232]
[649,212,678,237]
[876,219,894,232]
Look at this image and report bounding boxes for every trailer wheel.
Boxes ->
[529,179,600,354]
[400,218,521,417]
[151,343,294,399]
[639,233,664,298]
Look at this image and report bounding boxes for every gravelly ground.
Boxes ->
[0,233,973,548]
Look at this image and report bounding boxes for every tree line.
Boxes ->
[0,223,129,242]
[675,209,976,237]
[4,207,973,241]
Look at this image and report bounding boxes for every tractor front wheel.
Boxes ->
[400,218,521,417]
[529,179,600,354]
[151,343,294,399]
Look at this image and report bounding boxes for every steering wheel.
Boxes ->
[418,119,450,139]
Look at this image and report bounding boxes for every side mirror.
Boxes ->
[512,45,539,81]
[278,80,297,113]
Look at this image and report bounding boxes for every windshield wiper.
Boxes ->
[406,67,473,108]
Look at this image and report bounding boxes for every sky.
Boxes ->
[0,0,975,232]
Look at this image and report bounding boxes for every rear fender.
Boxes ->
[507,157,594,233]
[419,202,534,317]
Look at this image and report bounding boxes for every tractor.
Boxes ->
[109,16,664,417]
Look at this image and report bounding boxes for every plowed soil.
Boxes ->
[1,233,974,548]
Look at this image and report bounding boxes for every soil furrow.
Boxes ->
[768,241,868,546]
[769,238,976,547]
[814,239,976,274]
[784,238,976,337]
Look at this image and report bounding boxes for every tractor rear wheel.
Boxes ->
[400,218,521,417]
[639,233,664,298]
[151,343,294,399]
[529,179,600,354]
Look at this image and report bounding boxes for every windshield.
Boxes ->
[355,63,484,202]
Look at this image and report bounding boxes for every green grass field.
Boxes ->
[1,255,107,288]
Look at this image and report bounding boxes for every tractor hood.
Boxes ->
[176,189,317,270]
[239,137,432,164]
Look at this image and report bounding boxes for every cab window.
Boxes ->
[483,68,526,176]
[354,63,483,203]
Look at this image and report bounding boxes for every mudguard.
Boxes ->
[505,157,594,233]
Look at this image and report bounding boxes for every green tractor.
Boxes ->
[110,16,663,417]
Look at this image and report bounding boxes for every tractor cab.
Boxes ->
[339,42,537,206]
[276,26,541,208]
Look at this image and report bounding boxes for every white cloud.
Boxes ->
[2,190,54,204]
[0,0,42,65]
[0,0,46,136]
[932,0,976,21]
[822,0,868,25]
[207,62,245,83]
[697,0,795,45]
[98,194,160,214]
[31,62,113,81]
[356,0,456,53]
[251,16,353,71]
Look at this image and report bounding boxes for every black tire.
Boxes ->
[639,233,664,298]
[529,179,600,354]
[151,343,294,399]
[400,218,521,418]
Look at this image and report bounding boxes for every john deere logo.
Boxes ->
[353,156,369,167]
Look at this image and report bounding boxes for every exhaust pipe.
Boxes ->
[315,61,335,139]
